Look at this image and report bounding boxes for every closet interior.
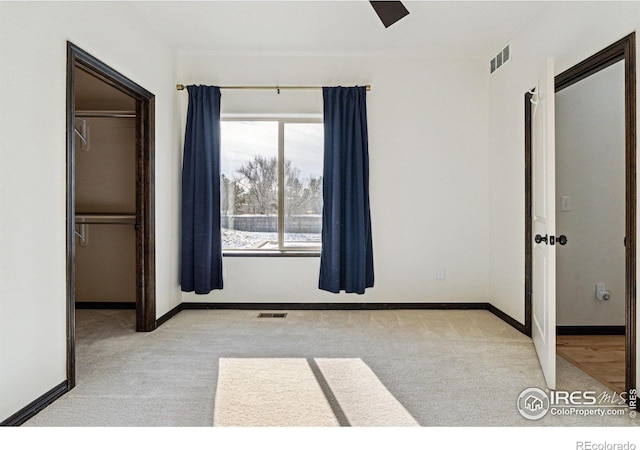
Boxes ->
[73,68,137,311]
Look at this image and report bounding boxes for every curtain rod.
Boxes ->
[176,84,371,92]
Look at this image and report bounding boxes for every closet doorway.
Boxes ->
[66,42,156,389]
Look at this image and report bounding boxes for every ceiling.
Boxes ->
[129,1,551,59]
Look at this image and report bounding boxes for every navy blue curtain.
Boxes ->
[319,86,374,294]
[181,85,223,294]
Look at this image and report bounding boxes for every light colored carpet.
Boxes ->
[21,309,638,427]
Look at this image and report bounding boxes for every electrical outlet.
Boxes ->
[436,268,446,280]
[596,283,610,301]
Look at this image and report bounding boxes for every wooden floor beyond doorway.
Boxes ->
[557,335,626,393]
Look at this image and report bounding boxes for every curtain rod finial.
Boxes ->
[176,84,185,91]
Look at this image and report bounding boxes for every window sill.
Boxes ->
[223,250,321,258]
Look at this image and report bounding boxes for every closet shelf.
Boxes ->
[75,213,136,225]
[75,110,136,118]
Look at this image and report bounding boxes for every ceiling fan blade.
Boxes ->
[369,1,410,28]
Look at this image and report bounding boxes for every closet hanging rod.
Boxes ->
[75,110,137,118]
[176,84,371,92]
[75,213,136,225]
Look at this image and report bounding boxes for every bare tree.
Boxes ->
[221,174,247,215]
[284,161,304,216]
[227,155,322,216]
[303,176,323,214]
[234,155,278,215]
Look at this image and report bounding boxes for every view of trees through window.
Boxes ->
[220,120,323,250]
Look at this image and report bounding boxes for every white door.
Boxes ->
[531,58,556,390]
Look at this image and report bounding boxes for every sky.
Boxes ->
[220,120,323,182]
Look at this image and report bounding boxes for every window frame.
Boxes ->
[220,115,323,257]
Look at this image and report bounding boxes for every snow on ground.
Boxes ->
[222,228,320,249]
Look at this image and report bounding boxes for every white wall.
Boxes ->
[179,54,490,304]
[556,61,626,326]
[0,1,182,422]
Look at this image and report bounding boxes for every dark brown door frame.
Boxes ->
[66,42,156,388]
[525,33,636,397]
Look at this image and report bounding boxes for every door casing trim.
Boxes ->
[66,42,156,389]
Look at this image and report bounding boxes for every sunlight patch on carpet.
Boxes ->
[213,358,339,426]
[213,357,418,427]
[315,358,419,426]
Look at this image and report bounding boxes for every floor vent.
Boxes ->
[258,313,288,318]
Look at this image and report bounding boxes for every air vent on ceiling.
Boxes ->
[258,313,288,318]
[490,43,511,75]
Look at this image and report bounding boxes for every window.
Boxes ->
[220,118,323,253]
